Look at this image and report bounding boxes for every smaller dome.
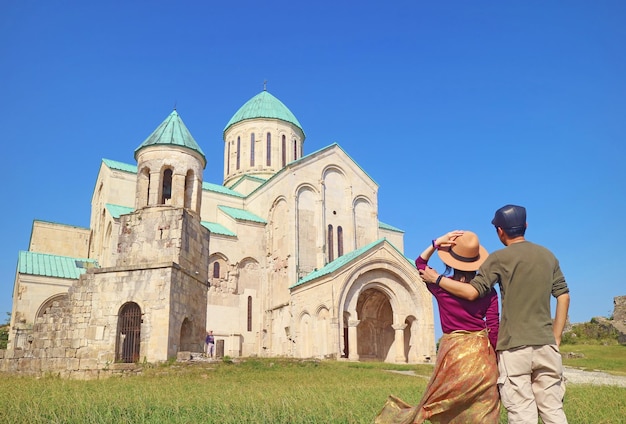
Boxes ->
[135,110,206,164]
[223,91,305,137]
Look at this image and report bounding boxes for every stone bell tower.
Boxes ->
[106,109,211,361]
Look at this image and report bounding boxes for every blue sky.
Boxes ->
[1,1,625,335]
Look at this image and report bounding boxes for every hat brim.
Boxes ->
[437,244,489,272]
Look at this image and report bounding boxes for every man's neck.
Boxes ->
[505,236,526,246]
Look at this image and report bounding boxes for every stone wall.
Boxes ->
[613,296,626,344]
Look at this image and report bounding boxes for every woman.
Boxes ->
[375,230,500,424]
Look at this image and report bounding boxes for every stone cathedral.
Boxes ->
[2,89,435,377]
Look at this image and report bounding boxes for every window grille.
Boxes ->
[116,302,142,363]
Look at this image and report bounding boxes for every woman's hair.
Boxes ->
[443,265,477,283]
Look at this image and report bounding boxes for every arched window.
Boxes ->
[266,133,271,166]
[213,262,220,279]
[281,135,286,167]
[247,296,252,332]
[337,226,344,257]
[293,139,297,160]
[250,133,255,166]
[184,170,193,209]
[236,137,241,170]
[146,172,151,206]
[161,169,172,204]
[116,302,142,363]
[227,142,231,174]
[328,224,334,262]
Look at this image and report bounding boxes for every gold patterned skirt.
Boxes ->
[374,329,500,424]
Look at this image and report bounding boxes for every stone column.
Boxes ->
[348,320,360,361]
[393,323,407,363]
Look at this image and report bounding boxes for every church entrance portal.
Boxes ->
[355,288,393,361]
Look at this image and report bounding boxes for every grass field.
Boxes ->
[1,346,625,424]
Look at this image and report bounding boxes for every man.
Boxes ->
[419,204,570,424]
[205,330,215,358]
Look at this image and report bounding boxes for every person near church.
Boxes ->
[205,330,215,358]
[375,230,500,424]
[420,205,570,424]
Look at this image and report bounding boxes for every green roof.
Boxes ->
[105,204,134,218]
[291,238,414,289]
[228,175,268,190]
[202,181,245,198]
[223,91,305,137]
[291,239,385,288]
[378,221,404,233]
[201,221,237,237]
[103,158,137,174]
[18,251,98,279]
[135,110,206,163]
[217,205,266,224]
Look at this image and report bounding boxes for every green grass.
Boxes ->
[0,357,624,423]
[561,343,626,375]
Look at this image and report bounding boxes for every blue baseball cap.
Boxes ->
[492,204,526,229]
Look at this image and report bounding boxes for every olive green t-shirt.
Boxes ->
[470,241,569,351]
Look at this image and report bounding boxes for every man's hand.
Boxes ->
[419,267,439,284]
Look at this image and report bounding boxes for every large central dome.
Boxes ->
[223,90,305,137]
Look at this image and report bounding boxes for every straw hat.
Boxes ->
[437,231,488,271]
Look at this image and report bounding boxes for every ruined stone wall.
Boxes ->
[0,275,107,378]
[613,296,626,344]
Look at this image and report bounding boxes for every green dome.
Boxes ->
[223,91,305,137]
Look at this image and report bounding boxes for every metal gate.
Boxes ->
[116,302,142,363]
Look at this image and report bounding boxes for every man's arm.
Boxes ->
[553,292,570,347]
[418,267,480,300]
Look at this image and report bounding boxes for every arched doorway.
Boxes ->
[116,302,141,363]
[179,317,195,352]
[355,288,393,361]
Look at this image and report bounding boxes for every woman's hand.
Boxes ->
[419,267,439,284]
[434,230,464,248]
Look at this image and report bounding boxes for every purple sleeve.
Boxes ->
[485,289,499,349]
[415,256,428,271]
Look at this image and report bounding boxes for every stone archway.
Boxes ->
[355,288,393,361]
[116,302,141,363]
[179,318,195,352]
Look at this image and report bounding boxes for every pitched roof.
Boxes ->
[134,110,206,163]
[223,90,305,136]
[379,221,404,233]
[290,238,414,289]
[290,239,384,288]
[18,251,98,279]
[102,158,137,174]
[201,221,237,237]
[105,204,134,218]
[217,205,266,224]
[202,181,246,198]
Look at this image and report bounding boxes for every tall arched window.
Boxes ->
[266,133,271,166]
[184,170,193,209]
[250,133,255,166]
[213,262,220,279]
[293,139,297,160]
[236,137,241,170]
[281,135,286,167]
[161,169,172,204]
[146,172,151,206]
[247,296,252,332]
[327,224,334,262]
[337,226,344,257]
[227,142,231,174]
